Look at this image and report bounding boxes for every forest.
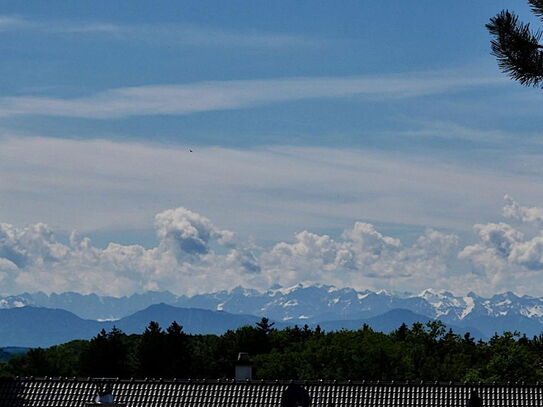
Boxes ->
[1,319,542,383]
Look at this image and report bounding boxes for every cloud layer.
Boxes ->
[0,207,263,296]
[3,135,543,248]
[0,207,457,296]
[0,72,503,119]
[460,197,543,292]
[1,195,542,297]
[1,136,543,296]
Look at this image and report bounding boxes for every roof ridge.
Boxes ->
[1,377,541,387]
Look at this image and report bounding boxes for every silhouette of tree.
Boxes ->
[137,321,167,378]
[255,317,275,334]
[463,332,475,345]
[487,1,543,87]
[80,327,131,377]
[394,323,409,341]
[164,321,192,378]
[17,349,51,376]
[361,323,371,332]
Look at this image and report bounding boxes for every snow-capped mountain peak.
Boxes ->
[3,285,543,339]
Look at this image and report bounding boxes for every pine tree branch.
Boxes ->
[529,0,543,20]
[486,10,543,87]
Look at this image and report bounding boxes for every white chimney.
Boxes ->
[86,383,126,406]
[235,352,253,381]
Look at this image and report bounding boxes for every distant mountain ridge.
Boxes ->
[0,291,180,321]
[2,285,543,340]
[0,305,482,348]
[0,304,264,348]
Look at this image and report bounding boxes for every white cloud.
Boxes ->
[0,207,265,296]
[0,207,459,296]
[260,225,457,290]
[393,121,509,142]
[0,16,30,30]
[459,196,543,293]
[0,222,69,268]
[2,135,543,242]
[2,136,543,295]
[0,15,119,34]
[503,194,543,225]
[3,192,543,296]
[460,222,523,270]
[0,14,315,48]
[151,25,317,48]
[155,207,234,257]
[0,72,504,119]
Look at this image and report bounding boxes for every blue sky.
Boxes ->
[2,1,543,296]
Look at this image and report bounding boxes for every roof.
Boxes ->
[0,377,542,406]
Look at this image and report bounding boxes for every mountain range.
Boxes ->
[0,305,480,348]
[1,285,543,345]
[0,305,263,348]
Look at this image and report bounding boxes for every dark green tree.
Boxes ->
[487,1,543,87]
[164,321,192,378]
[5,321,543,383]
[393,323,409,341]
[137,321,167,378]
[11,348,52,376]
[486,332,543,382]
[255,317,275,334]
[80,327,131,378]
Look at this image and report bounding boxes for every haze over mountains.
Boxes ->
[0,305,263,348]
[1,285,543,347]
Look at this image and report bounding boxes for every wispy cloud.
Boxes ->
[152,25,317,48]
[0,135,540,237]
[0,16,31,30]
[0,14,314,47]
[0,15,119,34]
[392,120,510,142]
[0,72,505,119]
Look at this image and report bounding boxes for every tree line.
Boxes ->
[1,318,543,383]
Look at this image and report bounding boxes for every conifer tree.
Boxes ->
[487,1,543,87]
[80,327,131,378]
[137,321,167,378]
[255,317,275,334]
[165,321,192,378]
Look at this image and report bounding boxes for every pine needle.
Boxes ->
[486,10,543,87]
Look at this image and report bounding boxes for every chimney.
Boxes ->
[235,352,253,381]
[86,383,126,406]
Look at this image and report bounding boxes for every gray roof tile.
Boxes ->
[0,377,541,406]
